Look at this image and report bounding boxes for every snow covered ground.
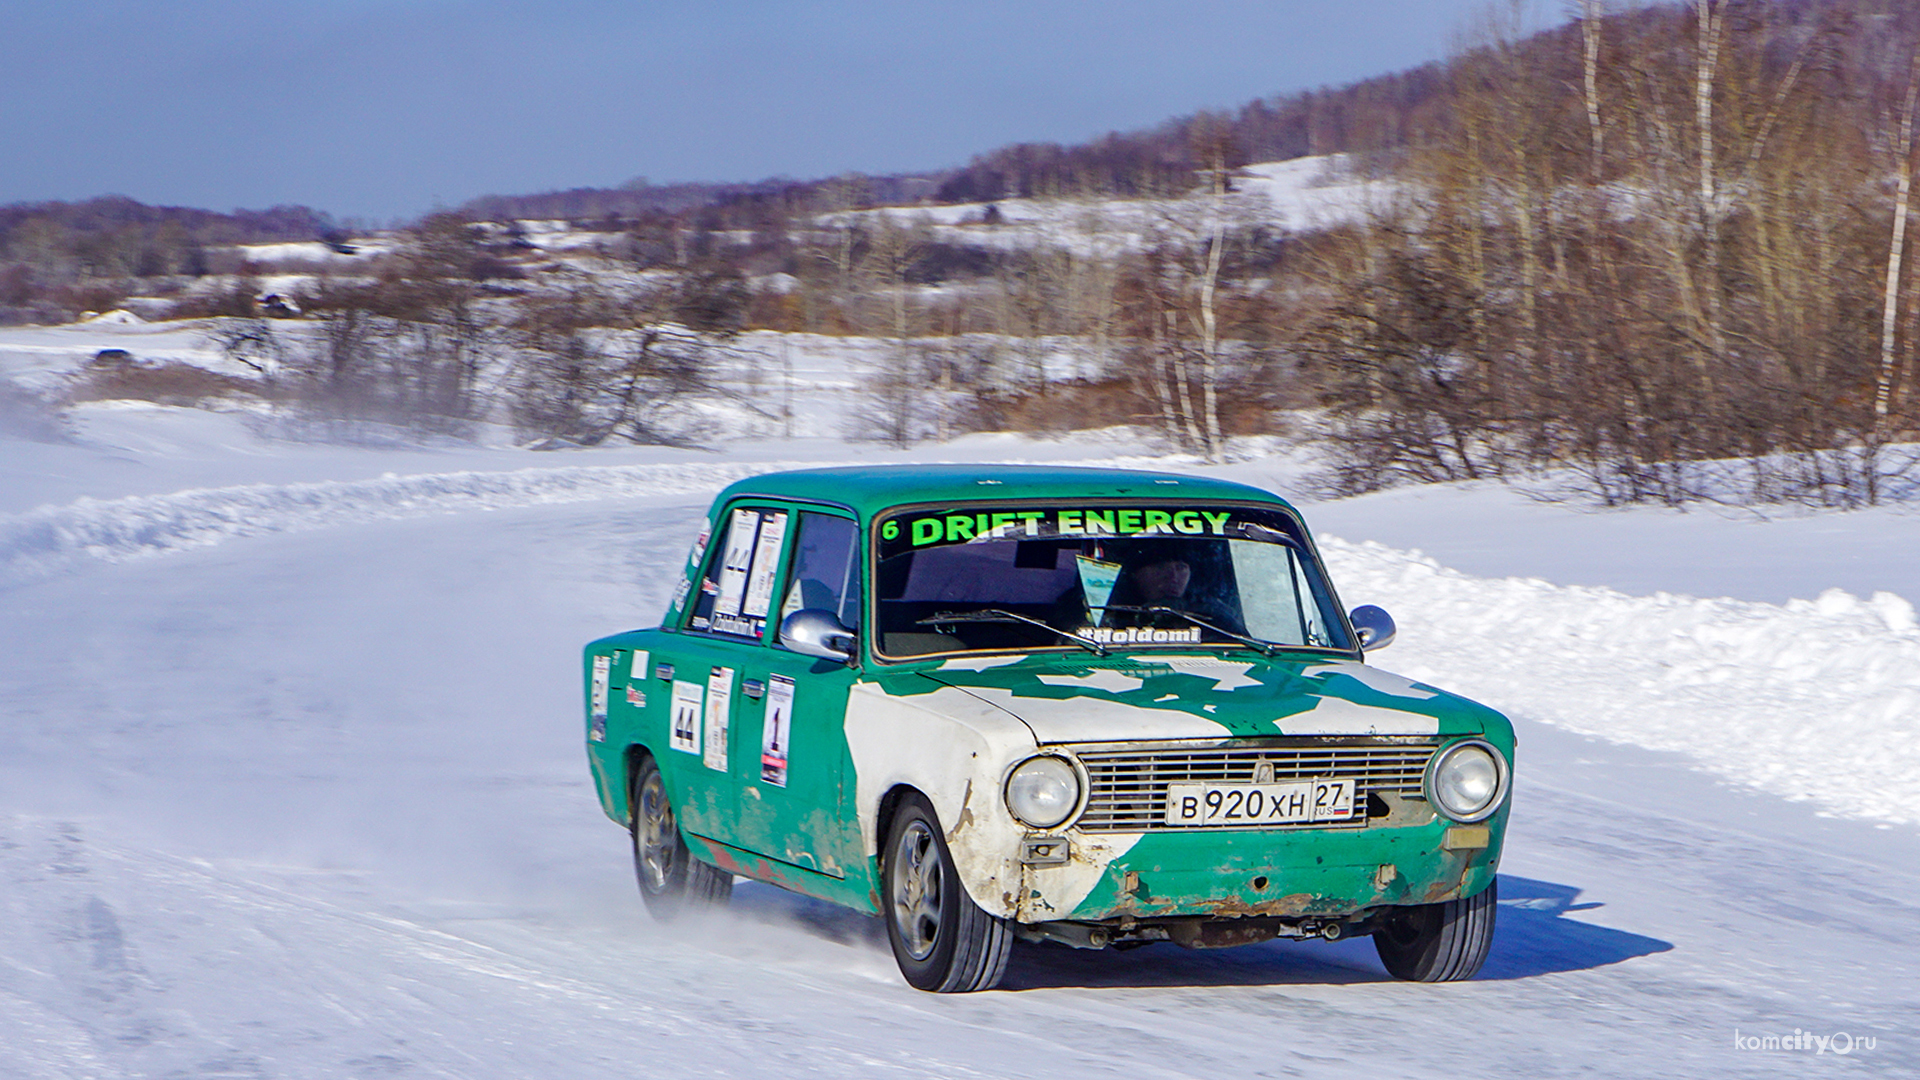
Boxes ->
[3,393,1918,1075]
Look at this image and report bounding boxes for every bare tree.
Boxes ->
[1874,47,1920,470]
[508,273,761,448]
[1580,0,1607,179]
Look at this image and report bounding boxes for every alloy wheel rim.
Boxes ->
[891,819,942,961]
[637,773,676,891]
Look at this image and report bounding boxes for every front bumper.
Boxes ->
[1014,805,1506,926]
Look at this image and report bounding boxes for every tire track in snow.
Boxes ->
[0,816,1199,1080]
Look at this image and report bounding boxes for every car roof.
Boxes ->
[711,464,1299,518]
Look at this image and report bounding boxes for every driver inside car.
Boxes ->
[1100,541,1204,629]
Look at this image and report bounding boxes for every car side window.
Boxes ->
[686,505,790,640]
[778,512,860,634]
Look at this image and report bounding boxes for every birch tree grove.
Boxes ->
[1306,0,1920,505]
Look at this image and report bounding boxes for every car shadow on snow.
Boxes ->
[1475,874,1673,980]
[1000,874,1671,990]
[724,873,1670,989]
[998,875,1672,990]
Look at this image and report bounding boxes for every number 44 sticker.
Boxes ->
[669,680,703,755]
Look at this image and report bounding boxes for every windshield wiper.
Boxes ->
[1098,605,1277,656]
[919,609,1110,656]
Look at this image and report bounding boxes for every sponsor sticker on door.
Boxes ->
[589,654,611,742]
[703,666,734,772]
[760,674,795,787]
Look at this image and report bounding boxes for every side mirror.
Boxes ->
[780,608,857,663]
[1349,605,1396,651]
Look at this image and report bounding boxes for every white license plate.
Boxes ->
[1163,779,1356,826]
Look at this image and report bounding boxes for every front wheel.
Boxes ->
[630,755,731,920]
[882,795,1012,992]
[1372,878,1496,982]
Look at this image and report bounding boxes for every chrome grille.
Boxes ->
[1071,738,1437,833]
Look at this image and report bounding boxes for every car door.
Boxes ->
[659,500,795,845]
[726,508,864,880]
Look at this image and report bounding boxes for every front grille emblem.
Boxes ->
[1252,760,1275,784]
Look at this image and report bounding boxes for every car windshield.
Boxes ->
[872,503,1353,658]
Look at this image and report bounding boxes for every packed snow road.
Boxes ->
[1,482,1916,1077]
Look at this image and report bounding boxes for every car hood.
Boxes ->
[868,651,1504,744]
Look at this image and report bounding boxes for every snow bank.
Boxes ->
[1324,537,1920,827]
[0,453,1194,585]
[0,462,806,586]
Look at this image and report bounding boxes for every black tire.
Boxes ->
[629,755,731,920]
[882,794,1012,992]
[1373,878,1497,982]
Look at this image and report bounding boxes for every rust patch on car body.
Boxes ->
[946,778,975,842]
[697,841,765,880]
[1413,849,1477,903]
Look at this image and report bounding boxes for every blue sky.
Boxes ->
[3,0,1550,222]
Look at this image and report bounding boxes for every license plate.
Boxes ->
[1163,779,1356,826]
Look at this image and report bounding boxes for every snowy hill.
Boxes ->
[819,154,1388,257]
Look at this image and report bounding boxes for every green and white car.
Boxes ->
[583,465,1513,991]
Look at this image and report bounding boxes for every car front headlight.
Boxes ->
[1427,740,1509,823]
[1005,755,1082,829]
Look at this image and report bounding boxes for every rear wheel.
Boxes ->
[630,755,731,919]
[882,795,1012,992]
[1373,878,1496,982]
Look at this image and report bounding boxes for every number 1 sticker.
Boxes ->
[760,674,795,787]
